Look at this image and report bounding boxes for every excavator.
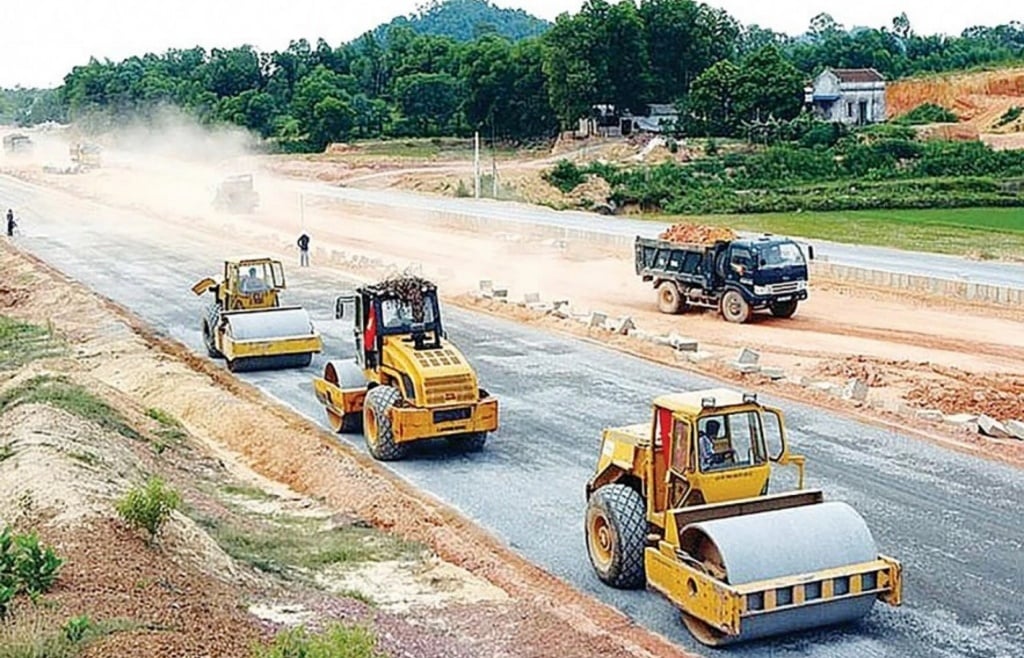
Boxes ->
[192,258,322,372]
[585,388,902,646]
[313,275,498,460]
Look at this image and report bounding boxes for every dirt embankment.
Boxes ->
[0,241,692,657]
[887,68,1024,148]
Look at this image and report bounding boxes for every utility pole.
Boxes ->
[474,131,481,199]
[491,118,498,198]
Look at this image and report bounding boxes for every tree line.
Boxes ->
[7,0,1024,149]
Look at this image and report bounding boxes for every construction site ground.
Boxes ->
[1,132,1023,656]
[0,241,684,658]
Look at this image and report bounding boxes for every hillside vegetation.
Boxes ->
[375,0,550,42]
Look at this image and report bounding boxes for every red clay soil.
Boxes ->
[658,223,738,244]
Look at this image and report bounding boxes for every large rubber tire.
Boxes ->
[720,289,751,324]
[770,299,799,319]
[585,484,647,589]
[656,281,684,314]
[363,385,407,461]
[203,304,223,358]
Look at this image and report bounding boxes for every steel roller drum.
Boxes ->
[679,501,880,644]
[225,307,315,341]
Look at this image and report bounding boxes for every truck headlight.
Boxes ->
[753,285,770,296]
[796,281,807,291]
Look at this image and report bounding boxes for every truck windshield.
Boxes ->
[757,242,805,269]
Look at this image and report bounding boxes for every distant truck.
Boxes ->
[635,235,811,323]
[213,174,260,214]
[2,133,33,154]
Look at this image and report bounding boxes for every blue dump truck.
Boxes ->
[635,235,812,323]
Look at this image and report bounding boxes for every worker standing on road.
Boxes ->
[6,209,15,237]
[297,232,310,267]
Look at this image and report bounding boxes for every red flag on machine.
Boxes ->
[365,304,378,350]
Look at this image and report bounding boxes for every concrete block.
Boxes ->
[943,413,978,426]
[686,350,717,364]
[492,288,509,302]
[736,348,761,365]
[666,333,699,352]
[842,379,869,402]
[977,414,1011,438]
[1006,420,1024,441]
[762,366,787,381]
[730,362,762,375]
[588,311,608,328]
[523,292,541,305]
[479,279,493,293]
[915,409,943,422]
[552,305,573,320]
[607,316,636,336]
[552,300,570,310]
[526,302,554,313]
[808,381,837,394]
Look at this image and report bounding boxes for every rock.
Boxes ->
[842,379,869,402]
[943,413,978,426]
[762,366,787,381]
[668,333,699,352]
[730,362,761,375]
[588,311,608,328]
[686,351,717,364]
[736,348,761,365]
[915,409,943,422]
[1006,420,1024,441]
[607,316,636,336]
[978,414,1012,438]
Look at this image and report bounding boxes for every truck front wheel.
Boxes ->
[770,299,799,318]
[656,282,684,314]
[720,290,751,324]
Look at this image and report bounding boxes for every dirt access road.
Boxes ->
[2,151,1024,656]
[6,145,1022,465]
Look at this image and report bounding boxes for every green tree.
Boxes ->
[394,72,460,135]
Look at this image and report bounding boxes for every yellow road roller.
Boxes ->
[192,258,322,372]
[312,275,498,460]
[585,388,902,646]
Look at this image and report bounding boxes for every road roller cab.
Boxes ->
[312,275,498,461]
[585,388,902,646]
[192,258,322,372]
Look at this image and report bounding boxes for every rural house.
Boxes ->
[804,68,886,125]
[575,103,680,138]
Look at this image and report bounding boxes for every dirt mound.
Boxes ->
[815,356,906,387]
[658,223,738,244]
[0,285,30,308]
[906,371,1024,420]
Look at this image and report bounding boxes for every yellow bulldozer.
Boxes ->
[192,258,322,372]
[585,388,902,646]
[69,142,101,169]
[313,275,498,460]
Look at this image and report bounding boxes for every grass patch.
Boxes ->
[220,484,276,501]
[0,317,63,371]
[145,408,186,451]
[252,623,383,658]
[66,450,101,468]
[0,444,13,463]
[0,376,142,441]
[645,207,1024,258]
[204,515,422,580]
[0,614,132,658]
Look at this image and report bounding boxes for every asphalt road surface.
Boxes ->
[4,175,1023,658]
[302,185,1024,290]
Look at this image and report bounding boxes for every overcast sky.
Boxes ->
[2,1,1020,88]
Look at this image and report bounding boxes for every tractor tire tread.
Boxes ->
[364,385,407,461]
[587,484,646,589]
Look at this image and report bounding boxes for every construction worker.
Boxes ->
[297,233,310,267]
[6,209,15,237]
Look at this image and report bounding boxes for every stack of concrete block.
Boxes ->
[978,415,1011,438]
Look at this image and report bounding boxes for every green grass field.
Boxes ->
[651,207,1024,259]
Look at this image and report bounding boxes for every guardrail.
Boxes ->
[324,195,1024,308]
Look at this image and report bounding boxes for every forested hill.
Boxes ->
[375,0,550,42]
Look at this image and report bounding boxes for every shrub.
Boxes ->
[895,103,959,125]
[542,159,585,193]
[12,533,62,599]
[115,477,181,544]
[996,106,1022,127]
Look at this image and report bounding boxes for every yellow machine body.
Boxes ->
[312,277,498,460]
[585,388,902,646]
[69,143,101,168]
[192,258,322,372]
